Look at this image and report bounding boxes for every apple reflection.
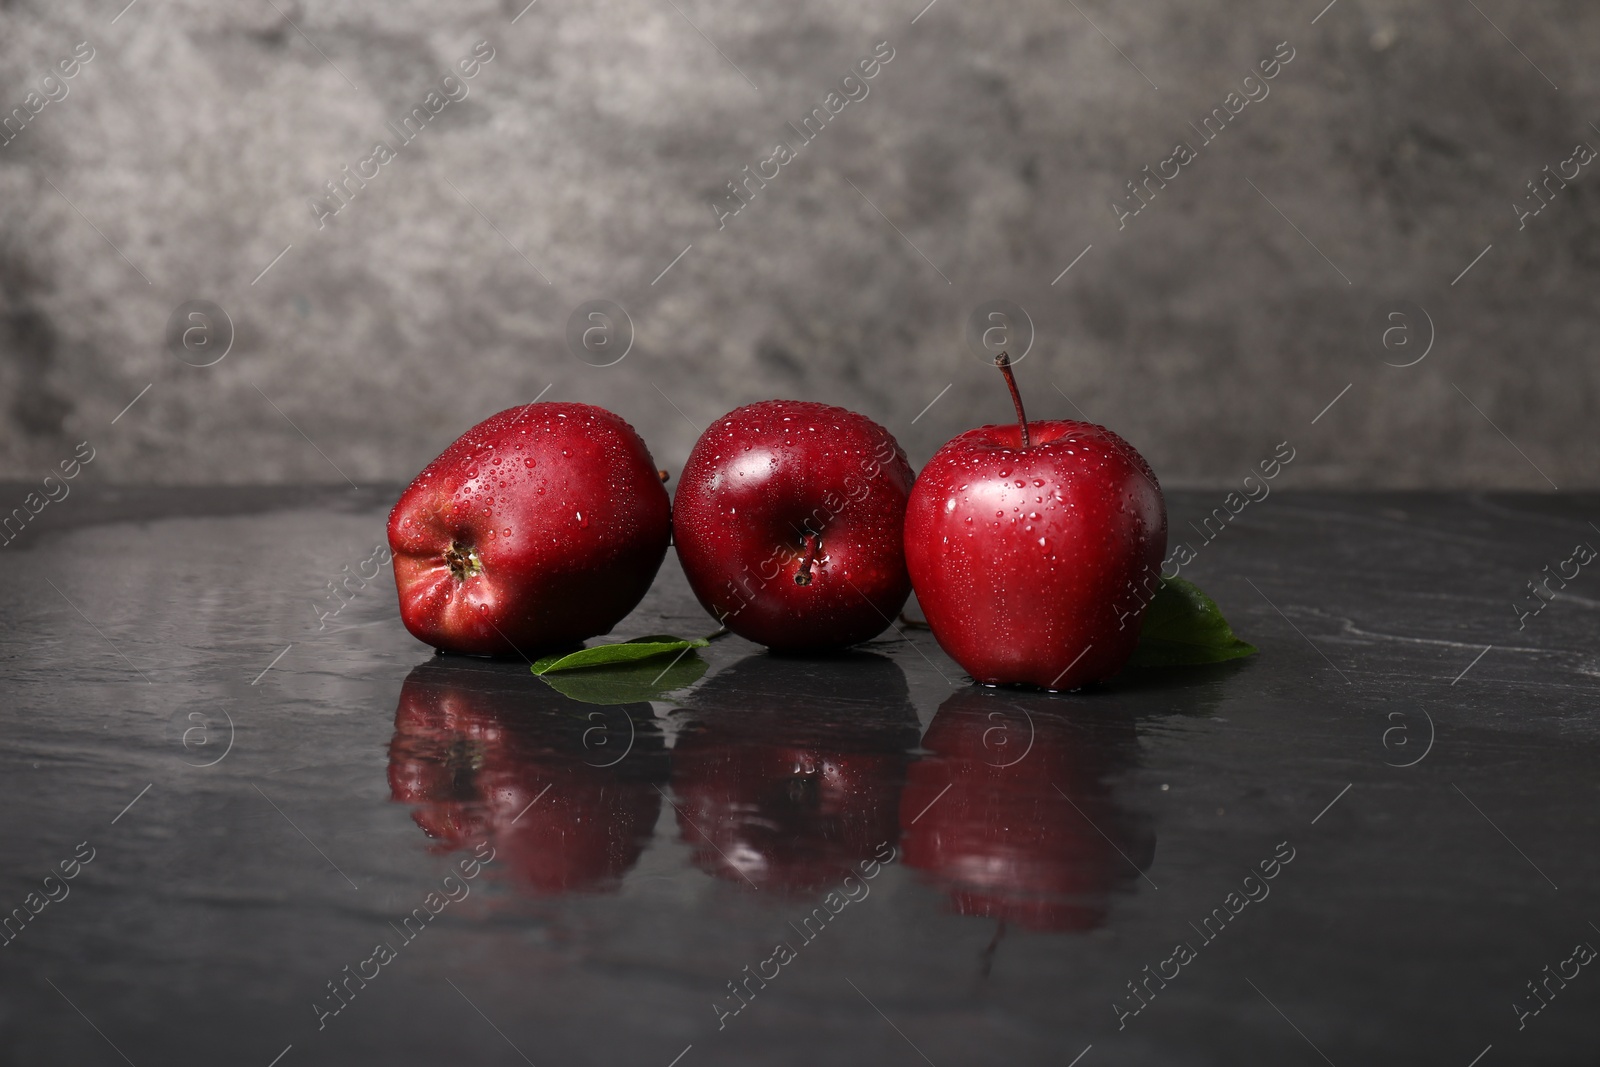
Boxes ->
[387,659,666,895]
[899,689,1153,932]
[669,651,920,892]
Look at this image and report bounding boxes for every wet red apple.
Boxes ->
[673,400,915,650]
[388,402,671,656]
[905,356,1166,689]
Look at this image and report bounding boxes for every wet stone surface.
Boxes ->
[1,487,1598,1065]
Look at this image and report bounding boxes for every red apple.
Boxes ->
[673,400,915,650]
[905,356,1166,688]
[898,689,1153,932]
[668,652,918,890]
[388,402,670,656]
[388,659,665,895]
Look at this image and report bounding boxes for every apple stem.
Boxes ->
[995,351,1030,449]
[794,533,821,586]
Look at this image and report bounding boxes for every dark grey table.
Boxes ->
[2,487,1597,1066]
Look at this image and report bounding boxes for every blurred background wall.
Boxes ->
[0,0,1595,489]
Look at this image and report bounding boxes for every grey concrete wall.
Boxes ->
[0,0,1595,489]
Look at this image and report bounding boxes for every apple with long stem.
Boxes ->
[388,402,671,657]
[904,354,1166,689]
[673,400,915,650]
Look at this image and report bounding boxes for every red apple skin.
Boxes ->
[898,689,1153,932]
[904,419,1165,689]
[673,400,916,650]
[388,660,665,896]
[388,402,670,657]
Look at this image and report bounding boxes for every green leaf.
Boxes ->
[530,634,711,705]
[530,634,709,675]
[536,646,709,705]
[1128,576,1258,668]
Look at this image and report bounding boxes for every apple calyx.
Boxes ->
[794,532,821,586]
[444,541,484,581]
[994,351,1030,449]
